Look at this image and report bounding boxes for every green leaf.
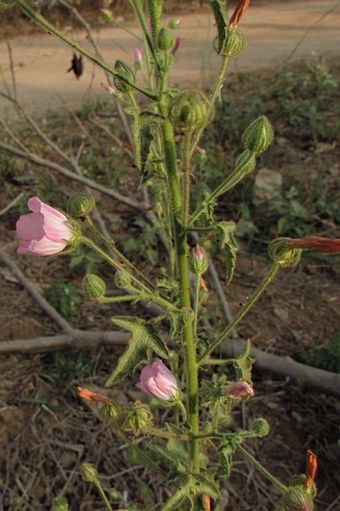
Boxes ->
[232,339,255,381]
[161,476,191,511]
[216,221,239,282]
[190,473,220,499]
[105,317,169,387]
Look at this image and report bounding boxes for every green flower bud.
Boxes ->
[114,60,135,93]
[169,90,213,133]
[156,27,175,52]
[191,244,209,275]
[242,116,274,155]
[283,486,314,511]
[100,402,121,422]
[51,497,69,511]
[123,402,153,435]
[268,238,302,268]
[82,273,106,299]
[67,193,95,218]
[216,29,247,57]
[81,463,98,483]
[251,417,270,437]
[235,149,256,175]
[115,270,131,289]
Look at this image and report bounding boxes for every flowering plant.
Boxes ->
[8,0,338,509]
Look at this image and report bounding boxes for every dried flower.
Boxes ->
[224,381,254,399]
[229,0,252,29]
[171,36,181,55]
[16,196,72,256]
[287,236,340,254]
[305,449,317,491]
[77,386,112,405]
[136,359,179,401]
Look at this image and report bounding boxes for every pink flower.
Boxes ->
[134,47,143,63]
[224,381,254,399]
[136,360,179,401]
[16,196,72,256]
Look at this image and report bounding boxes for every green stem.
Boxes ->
[237,444,288,494]
[99,295,141,303]
[193,273,201,339]
[198,264,280,363]
[181,131,193,226]
[16,0,156,100]
[93,480,114,511]
[81,236,177,312]
[160,104,200,473]
[85,216,156,291]
[190,55,229,158]
[189,152,256,227]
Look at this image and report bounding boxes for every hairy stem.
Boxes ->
[160,105,200,472]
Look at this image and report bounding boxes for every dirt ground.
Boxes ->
[0,1,340,510]
[0,1,340,118]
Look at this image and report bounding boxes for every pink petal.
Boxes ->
[17,236,67,256]
[16,213,45,241]
[28,196,67,221]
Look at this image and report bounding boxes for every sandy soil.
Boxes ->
[0,0,339,118]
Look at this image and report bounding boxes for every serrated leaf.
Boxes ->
[232,339,255,381]
[161,476,191,511]
[105,317,169,387]
[203,191,216,224]
[190,474,220,499]
[216,221,239,283]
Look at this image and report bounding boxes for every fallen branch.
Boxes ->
[1,327,339,397]
[0,141,145,212]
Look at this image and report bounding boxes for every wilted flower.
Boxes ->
[171,36,181,55]
[229,0,252,29]
[224,381,254,399]
[136,359,179,401]
[16,196,72,256]
[287,236,340,254]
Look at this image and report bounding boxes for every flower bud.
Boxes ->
[51,497,69,511]
[191,244,209,275]
[134,47,143,70]
[251,417,270,437]
[114,60,135,93]
[224,381,254,399]
[81,463,98,483]
[169,90,213,133]
[283,486,314,511]
[168,18,182,29]
[242,116,274,155]
[100,402,121,422]
[123,402,153,435]
[115,270,131,289]
[67,193,95,218]
[268,238,302,268]
[217,29,247,57]
[82,273,106,299]
[156,27,175,52]
[235,149,256,175]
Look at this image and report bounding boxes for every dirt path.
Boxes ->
[0,0,339,118]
